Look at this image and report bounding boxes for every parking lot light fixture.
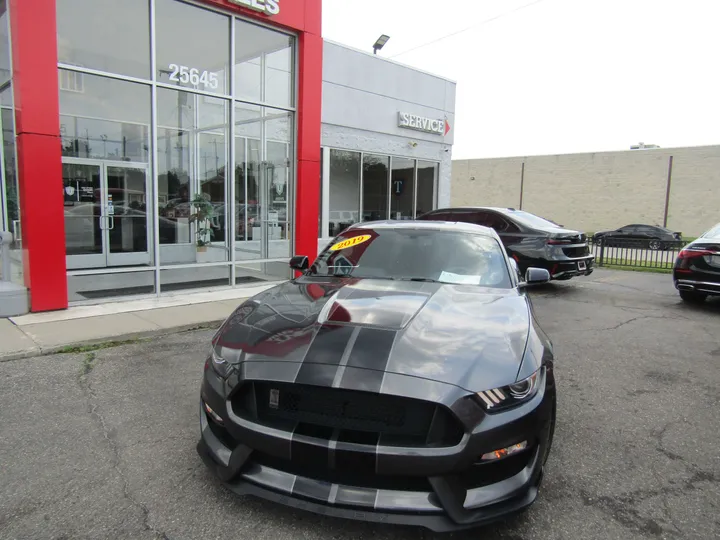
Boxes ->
[373,34,390,54]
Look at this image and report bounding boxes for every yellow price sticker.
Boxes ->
[329,234,371,251]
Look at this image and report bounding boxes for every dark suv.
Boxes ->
[418,207,594,280]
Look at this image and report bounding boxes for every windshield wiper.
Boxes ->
[398,277,439,283]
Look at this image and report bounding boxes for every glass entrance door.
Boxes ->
[64,159,151,270]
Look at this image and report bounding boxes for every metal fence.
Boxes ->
[589,236,686,271]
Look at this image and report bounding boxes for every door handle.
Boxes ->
[108,215,115,230]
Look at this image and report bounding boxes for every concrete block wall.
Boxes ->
[451,145,720,236]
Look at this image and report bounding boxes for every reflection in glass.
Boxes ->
[0,1,10,85]
[2,106,18,227]
[1,86,22,285]
[362,154,389,222]
[156,88,228,259]
[106,166,149,254]
[310,228,512,289]
[63,163,102,256]
[234,104,292,261]
[416,161,438,217]
[56,0,150,78]
[319,150,323,237]
[390,157,415,220]
[235,19,293,107]
[59,71,150,162]
[329,150,361,237]
[155,0,229,94]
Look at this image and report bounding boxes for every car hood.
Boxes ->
[215,277,531,393]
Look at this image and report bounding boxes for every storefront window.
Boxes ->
[1,85,24,285]
[329,150,360,237]
[59,71,150,162]
[157,88,229,263]
[234,103,291,262]
[416,161,438,217]
[52,0,298,298]
[155,0,230,95]
[235,19,293,108]
[56,0,150,79]
[0,0,10,86]
[390,157,415,220]
[362,154,389,222]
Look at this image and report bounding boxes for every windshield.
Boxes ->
[702,223,720,239]
[309,228,512,288]
[506,210,563,229]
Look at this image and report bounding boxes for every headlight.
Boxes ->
[209,342,229,378]
[476,369,541,412]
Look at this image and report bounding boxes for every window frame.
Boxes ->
[321,146,441,239]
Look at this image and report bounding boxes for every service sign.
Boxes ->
[398,112,450,136]
[227,0,280,15]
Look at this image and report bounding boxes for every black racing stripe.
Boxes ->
[334,431,379,478]
[294,325,355,385]
[291,424,334,470]
[292,476,333,502]
[345,328,396,371]
[339,328,396,392]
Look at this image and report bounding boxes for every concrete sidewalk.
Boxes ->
[0,281,281,361]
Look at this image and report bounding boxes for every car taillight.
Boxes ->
[678,248,714,259]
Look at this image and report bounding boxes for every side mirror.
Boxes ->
[289,255,309,271]
[525,267,551,284]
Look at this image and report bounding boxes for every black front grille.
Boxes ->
[251,451,433,493]
[234,382,464,447]
[562,245,590,258]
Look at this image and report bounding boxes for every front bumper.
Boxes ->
[197,364,555,532]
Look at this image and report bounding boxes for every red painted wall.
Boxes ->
[8,0,322,311]
[10,0,68,311]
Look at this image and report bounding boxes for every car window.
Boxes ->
[701,223,720,238]
[418,211,450,221]
[484,212,519,233]
[503,210,561,229]
[429,210,487,227]
[309,228,512,288]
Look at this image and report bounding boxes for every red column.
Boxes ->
[294,0,323,264]
[10,0,67,311]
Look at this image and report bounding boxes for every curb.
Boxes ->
[0,319,225,362]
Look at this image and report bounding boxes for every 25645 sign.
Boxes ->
[167,64,219,90]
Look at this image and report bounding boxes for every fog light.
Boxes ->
[481,441,528,461]
[204,402,224,426]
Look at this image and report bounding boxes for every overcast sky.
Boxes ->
[322,0,720,160]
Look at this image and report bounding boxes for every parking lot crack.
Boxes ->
[78,363,171,540]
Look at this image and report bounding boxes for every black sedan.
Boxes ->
[418,206,593,281]
[673,222,720,303]
[593,224,682,250]
[197,221,557,532]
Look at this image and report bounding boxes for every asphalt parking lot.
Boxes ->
[1,269,718,540]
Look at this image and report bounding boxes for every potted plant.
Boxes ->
[189,193,215,252]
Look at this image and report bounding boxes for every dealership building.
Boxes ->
[0,0,455,314]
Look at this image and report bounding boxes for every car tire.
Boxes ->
[648,239,661,250]
[679,290,707,304]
